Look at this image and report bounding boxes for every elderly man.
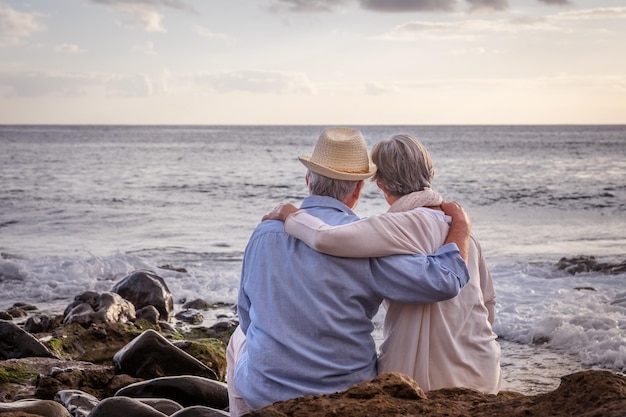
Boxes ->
[227,127,471,416]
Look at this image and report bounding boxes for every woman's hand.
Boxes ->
[441,201,471,262]
[262,202,299,222]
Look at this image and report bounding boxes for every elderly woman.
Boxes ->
[265,134,501,394]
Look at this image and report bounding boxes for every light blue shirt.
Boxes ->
[234,195,470,409]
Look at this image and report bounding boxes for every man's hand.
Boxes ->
[262,202,299,222]
[441,201,471,262]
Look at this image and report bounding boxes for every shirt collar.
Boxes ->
[301,195,356,216]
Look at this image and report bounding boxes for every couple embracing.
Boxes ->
[226,127,501,416]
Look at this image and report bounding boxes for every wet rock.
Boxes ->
[35,362,141,400]
[251,371,626,417]
[113,329,218,380]
[43,322,145,364]
[159,264,188,273]
[558,255,626,275]
[12,302,38,311]
[175,309,204,325]
[24,314,63,334]
[136,398,185,415]
[182,299,212,310]
[89,396,167,417]
[158,320,178,334]
[55,389,100,417]
[0,311,12,320]
[0,398,71,417]
[63,291,136,327]
[204,320,238,344]
[170,406,230,416]
[111,270,174,321]
[136,305,160,324]
[171,339,227,381]
[115,375,229,410]
[6,306,27,318]
[0,320,57,360]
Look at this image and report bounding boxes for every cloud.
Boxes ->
[538,0,572,5]
[374,15,565,41]
[89,0,196,32]
[54,43,83,53]
[265,0,579,14]
[553,7,626,20]
[466,0,508,12]
[193,25,226,39]
[90,0,194,12]
[266,0,351,13]
[358,0,456,12]
[190,70,316,94]
[0,5,45,46]
[0,70,153,98]
[112,5,165,32]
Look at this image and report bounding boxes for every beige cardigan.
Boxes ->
[284,206,501,394]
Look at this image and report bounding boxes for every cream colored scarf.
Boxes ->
[387,187,443,213]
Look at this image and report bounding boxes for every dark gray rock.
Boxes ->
[111,269,174,321]
[0,320,57,360]
[115,375,229,410]
[182,299,212,310]
[63,291,136,326]
[6,306,27,318]
[55,389,100,417]
[158,320,179,334]
[205,319,238,341]
[175,309,204,324]
[136,305,161,324]
[0,398,71,416]
[557,255,626,275]
[113,329,218,380]
[89,396,167,417]
[12,302,38,311]
[137,398,185,415]
[24,314,63,333]
[170,406,230,416]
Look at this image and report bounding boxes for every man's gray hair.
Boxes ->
[307,170,362,202]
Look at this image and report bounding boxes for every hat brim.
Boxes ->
[299,156,377,181]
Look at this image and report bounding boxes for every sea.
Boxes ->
[1,125,625,395]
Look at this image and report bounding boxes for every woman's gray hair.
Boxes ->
[307,170,362,202]
[371,134,434,197]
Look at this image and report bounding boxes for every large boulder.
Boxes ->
[0,398,71,417]
[88,396,168,417]
[115,375,229,410]
[63,291,135,326]
[170,406,230,416]
[113,329,218,380]
[112,270,174,321]
[0,320,57,360]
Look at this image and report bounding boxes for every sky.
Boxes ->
[0,0,625,125]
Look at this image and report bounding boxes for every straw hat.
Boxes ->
[299,127,377,181]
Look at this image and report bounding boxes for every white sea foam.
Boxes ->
[492,262,626,372]
[0,251,240,312]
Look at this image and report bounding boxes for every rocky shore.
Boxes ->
[1,268,625,416]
